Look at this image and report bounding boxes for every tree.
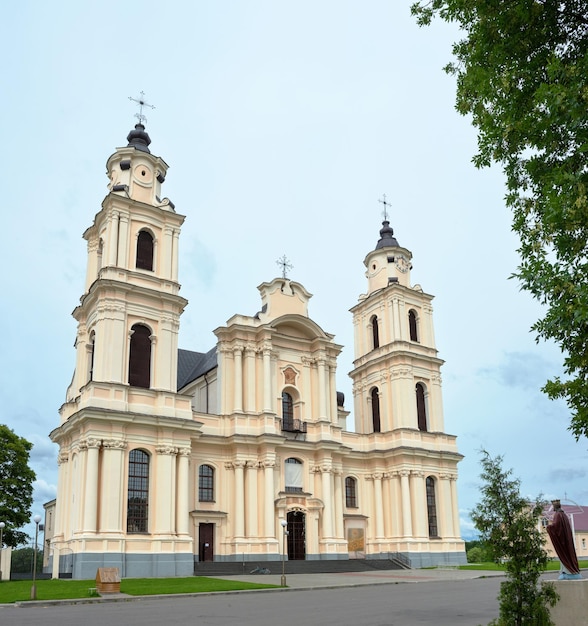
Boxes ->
[471,450,557,625]
[0,424,36,547]
[9,546,44,574]
[411,1,588,439]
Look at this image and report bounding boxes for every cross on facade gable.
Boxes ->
[276,255,293,279]
[128,91,155,125]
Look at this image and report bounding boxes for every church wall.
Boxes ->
[50,127,466,578]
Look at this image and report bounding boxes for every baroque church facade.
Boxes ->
[47,123,465,579]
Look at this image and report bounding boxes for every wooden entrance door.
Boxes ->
[199,523,214,562]
[287,510,306,560]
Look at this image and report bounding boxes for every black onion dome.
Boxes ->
[375,220,399,249]
[127,123,151,153]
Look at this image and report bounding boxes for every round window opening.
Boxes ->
[372,264,376,270]
[141,170,146,176]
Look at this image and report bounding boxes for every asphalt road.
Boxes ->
[1,577,502,626]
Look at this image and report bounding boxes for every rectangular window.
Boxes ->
[199,465,215,502]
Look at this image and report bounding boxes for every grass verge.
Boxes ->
[0,576,279,604]
[457,560,588,572]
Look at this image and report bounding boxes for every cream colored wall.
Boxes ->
[51,132,465,574]
[350,281,444,435]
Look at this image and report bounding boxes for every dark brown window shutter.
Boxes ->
[136,231,154,271]
[371,387,381,432]
[416,383,427,431]
[371,315,380,349]
[129,324,151,388]
[409,310,418,342]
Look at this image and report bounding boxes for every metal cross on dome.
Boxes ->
[128,91,155,125]
[378,193,392,221]
[276,255,293,279]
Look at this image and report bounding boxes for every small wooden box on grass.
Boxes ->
[96,567,121,593]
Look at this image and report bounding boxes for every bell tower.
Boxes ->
[62,122,188,419]
[349,217,445,435]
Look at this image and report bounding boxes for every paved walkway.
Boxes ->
[209,567,505,590]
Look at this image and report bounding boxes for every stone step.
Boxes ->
[193,558,407,577]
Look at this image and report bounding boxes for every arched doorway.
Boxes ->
[286,510,306,560]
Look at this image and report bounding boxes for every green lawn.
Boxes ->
[458,560,588,572]
[0,577,279,604]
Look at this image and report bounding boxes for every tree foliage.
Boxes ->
[471,450,557,625]
[411,0,588,439]
[0,424,36,547]
[9,546,44,574]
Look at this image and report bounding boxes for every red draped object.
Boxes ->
[547,509,580,574]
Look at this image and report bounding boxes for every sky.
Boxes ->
[1,1,586,541]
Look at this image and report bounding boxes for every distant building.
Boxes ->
[46,123,466,578]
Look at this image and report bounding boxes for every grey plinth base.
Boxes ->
[549,578,587,626]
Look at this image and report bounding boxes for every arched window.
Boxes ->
[127,449,149,533]
[282,391,294,428]
[371,315,380,349]
[199,464,215,502]
[136,230,154,271]
[285,457,303,493]
[426,476,439,538]
[345,477,358,508]
[416,383,427,432]
[408,309,419,342]
[371,387,381,433]
[129,324,151,388]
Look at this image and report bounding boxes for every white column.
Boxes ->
[155,446,177,534]
[82,439,100,533]
[107,210,119,266]
[85,239,99,291]
[100,439,126,532]
[234,346,243,413]
[234,462,245,538]
[424,303,436,349]
[382,472,392,538]
[245,345,256,413]
[328,360,337,422]
[171,228,180,282]
[262,347,272,412]
[118,212,129,268]
[263,461,276,538]
[176,449,190,535]
[162,226,173,279]
[52,451,69,579]
[317,356,327,420]
[302,357,312,419]
[321,467,333,538]
[398,300,406,341]
[388,472,401,538]
[245,461,258,538]
[400,471,413,537]
[450,475,460,537]
[333,471,343,539]
[393,298,401,341]
[372,473,385,539]
[411,471,427,538]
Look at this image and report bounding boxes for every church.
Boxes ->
[47,121,466,579]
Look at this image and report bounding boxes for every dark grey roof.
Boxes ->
[127,123,151,153]
[375,220,399,249]
[177,346,217,390]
